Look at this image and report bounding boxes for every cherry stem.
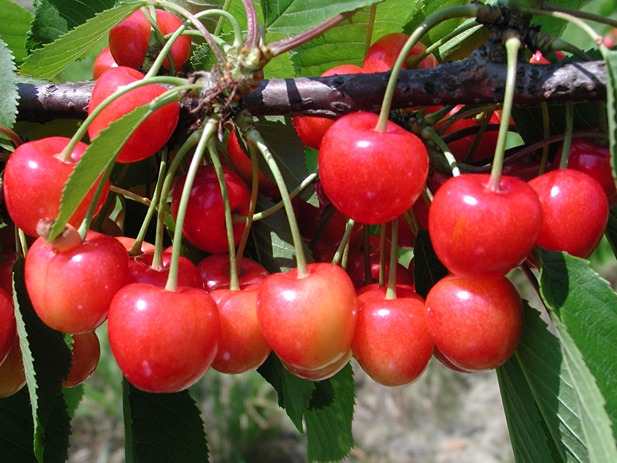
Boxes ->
[488,33,521,192]
[0,126,23,147]
[77,161,116,240]
[378,225,387,287]
[558,101,574,169]
[529,8,603,45]
[244,124,308,278]
[376,4,480,132]
[144,10,187,78]
[195,9,244,49]
[165,118,219,292]
[385,219,398,300]
[407,21,479,69]
[541,4,617,30]
[242,0,259,49]
[551,38,592,61]
[421,126,461,177]
[539,102,551,175]
[208,138,240,291]
[364,4,377,56]
[235,130,260,263]
[331,219,356,267]
[214,0,233,36]
[361,227,374,287]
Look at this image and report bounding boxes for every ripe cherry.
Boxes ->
[93,46,118,79]
[528,168,608,258]
[88,66,180,163]
[425,275,523,371]
[0,336,26,398]
[3,137,110,237]
[319,112,429,224]
[256,263,357,380]
[363,32,438,73]
[428,173,542,278]
[171,165,251,254]
[25,230,131,333]
[108,282,219,392]
[128,251,202,288]
[210,286,271,374]
[63,331,101,388]
[197,253,269,292]
[226,130,277,198]
[0,287,16,365]
[352,284,433,386]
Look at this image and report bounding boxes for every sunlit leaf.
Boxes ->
[0,39,18,128]
[0,0,32,64]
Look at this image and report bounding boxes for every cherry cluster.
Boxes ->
[0,18,612,398]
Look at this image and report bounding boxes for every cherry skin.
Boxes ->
[352,284,433,386]
[291,64,364,150]
[108,282,219,393]
[210,286,271,374]
[63,331,101,388]
[197,253,269,292]
[109,9,191,71]
[319,111,429,224]
[171,165,251,254]
[88,66,180,163]
[424,275,523,371]
[93,46,118,79]
[553,137,616,205]
[3,137,110,237]
[362,32,439,73]
[0,287,16,365]
[428,173,542,278]
[128,251,202,288]
[528,168,609,258]
[256,263,358,380]
[25,230,131,334]
[0,336,26,398]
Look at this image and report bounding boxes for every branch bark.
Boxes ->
[16,58,606,123]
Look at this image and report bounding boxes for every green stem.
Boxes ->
[215,0,233,36]
[421,126,461,177]
[376,4,481,132]
[407,21,479,68]
[558,101,574,169]
[196,8,244,49]
[541,4,617,30]
[529,8,603,45]
[76,161,116,240]
[0,126,23,147]
[551,38,592,61]
[538,102,551,175]
[331,219,356,266]
[378,225,387,287]
[488,34,520,192]
[165,119,219,292]
[235,130,260,263]
[385,219,398,300]
[365,4,377,56]
[248,172,318,221]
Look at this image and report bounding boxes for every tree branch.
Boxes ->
[16,58,606,123]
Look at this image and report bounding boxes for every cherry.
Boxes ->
[362,32,438,73]
[529,50,565,64]
[352,284,433,386]
[256,263,358,380]
[428,173,542,278]
[424,274,523,371]
[62,331,101,388]
[291,64,364,150]
[3,137,110,237]
[109,9,191,71]
[528,168,608,258]
[108,282,219,392]
[553,137,616,205]
[197,253,269,292]
[0,250,17,297]
[128,251,202,288]
[171,165,251,254]
[318,111,429,224]
[88,66,180,163]
[115,236,156,254]
[0,287,16,365]
[25,230,131,333]
[93,46,118,79]
[210,286,271,374]
[0,336,26,398]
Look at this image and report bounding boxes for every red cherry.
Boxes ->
[0,287,16,365]
[115,236,156,254]
[0,250,17,297]
[363,32,439,73]
[171,165,251,254]
[3,137,110,237]
[62,331,101,388]
[88,66,180,163]
[528,169,608,258]
[109,9,191,71]
[210,287,271,374]
[291,64,364,150]
[108,282,219,392]
[256,263,358,380]
[0,336,26,398]
[128,251,202,288]
[352,284,433,386]
[553,137,616,205]
[428,173,542,278]
[319,112,429,224]
[25,231,131,333]
[197,253,269,291]
[93,46,118,79]
[425,275,523,371]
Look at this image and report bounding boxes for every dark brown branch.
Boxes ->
[16,58,606,123]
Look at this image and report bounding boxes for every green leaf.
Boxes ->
[0,0,32,63]
[540,249,617,443]
[123,380,209,463]
[12,258,72,463]
[0,388,38,463]
[304,363,355,462]
[413,229,449,298]
[20,2,146,79]
[27,0,117,51]
[602,49,617,206]
[0,39,19,128]
[49,103,152,241]
[261,0,380,36]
